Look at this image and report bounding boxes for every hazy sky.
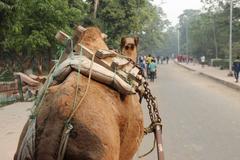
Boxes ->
[153,0,203,25]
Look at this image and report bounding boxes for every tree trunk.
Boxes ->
[212,16,218,59]
[36,55,43,75]
[93,0,99,19]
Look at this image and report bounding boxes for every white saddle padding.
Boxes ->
[53,54,136,95]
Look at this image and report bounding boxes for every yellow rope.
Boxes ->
[72,46,83,111]
[57,123,73,160]
[138,137,156,159]
[67,52,95,123]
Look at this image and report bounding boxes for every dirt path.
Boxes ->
[0,102,32,160]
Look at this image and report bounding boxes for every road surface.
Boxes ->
[136,61,240,160]
[1,61,240,160]
[0,102,32,160]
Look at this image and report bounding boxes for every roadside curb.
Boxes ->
[174,61,240,91]
[174,61,196,72]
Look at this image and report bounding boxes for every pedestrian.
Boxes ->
[232,56,240,82]
[139,55,144,63]
[160,56,163,64]
[200,55,205,68]
[166,56,169,64]
[139,59,146,78]
[154,57,158,65]
[157,56,160,64]
[146,54,153,78]
[148,59,157,82]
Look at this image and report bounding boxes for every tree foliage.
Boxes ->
[0,0,167,73]
[175,0,240,60]
[160,27,178,56]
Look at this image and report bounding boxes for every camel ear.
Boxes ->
[101,33,108,40]
[121,37,126,50]
[134,37,139,46]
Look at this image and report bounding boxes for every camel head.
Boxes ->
[121,37,139,62]
[78,27,109,53]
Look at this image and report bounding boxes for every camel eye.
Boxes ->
[125,44,135,50]
[130,44,134,49]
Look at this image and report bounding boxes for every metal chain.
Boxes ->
[143,81,161,123]
[139,81,163,158]
[143,81,162,134]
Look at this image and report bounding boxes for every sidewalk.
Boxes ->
[175,60,240,91]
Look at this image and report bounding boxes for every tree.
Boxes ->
[2,0,87,73]
[199,0,240,58]
[160,27,178,57]
[0,0,17,52]
[0,0,168,74]
[176,3,240,60]
[92,0,168,53]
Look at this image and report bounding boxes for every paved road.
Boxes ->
[136,61,240,160]
[1,61,240,160]
[0,102,32,160]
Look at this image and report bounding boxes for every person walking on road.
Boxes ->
[157,56,160,64]
[166,56,169,64]
[232,56,240,82]
[149,59,157,82]
[139,59,146,78]
[200,55,205,68]
[146,54,153,78]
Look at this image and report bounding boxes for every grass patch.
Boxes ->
[0,94,18,107]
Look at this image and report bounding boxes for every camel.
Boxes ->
[15,27,144,160]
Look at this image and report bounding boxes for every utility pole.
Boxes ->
[228,0,233,76]
[184,17,189,63]
[212,16,218,59]
[178,25,180,55]
[186,21,189,58]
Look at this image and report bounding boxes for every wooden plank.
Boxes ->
[55,31,71,45]
[122,63,134,73]
[96,49,117,59]
[72,25,87,44]
[55,25,87,64]
[74,43,142,85]
[111,57,130,70]
[128,67,141,82]
[116,70,128,81]
[74,44,113,71]
[129,67,140,77]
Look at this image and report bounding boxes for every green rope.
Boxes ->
[18,44,67,160]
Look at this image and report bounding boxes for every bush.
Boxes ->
[211,59,229,70]
[0,69,14,81]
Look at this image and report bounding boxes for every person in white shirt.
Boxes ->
[200,56,205,68]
